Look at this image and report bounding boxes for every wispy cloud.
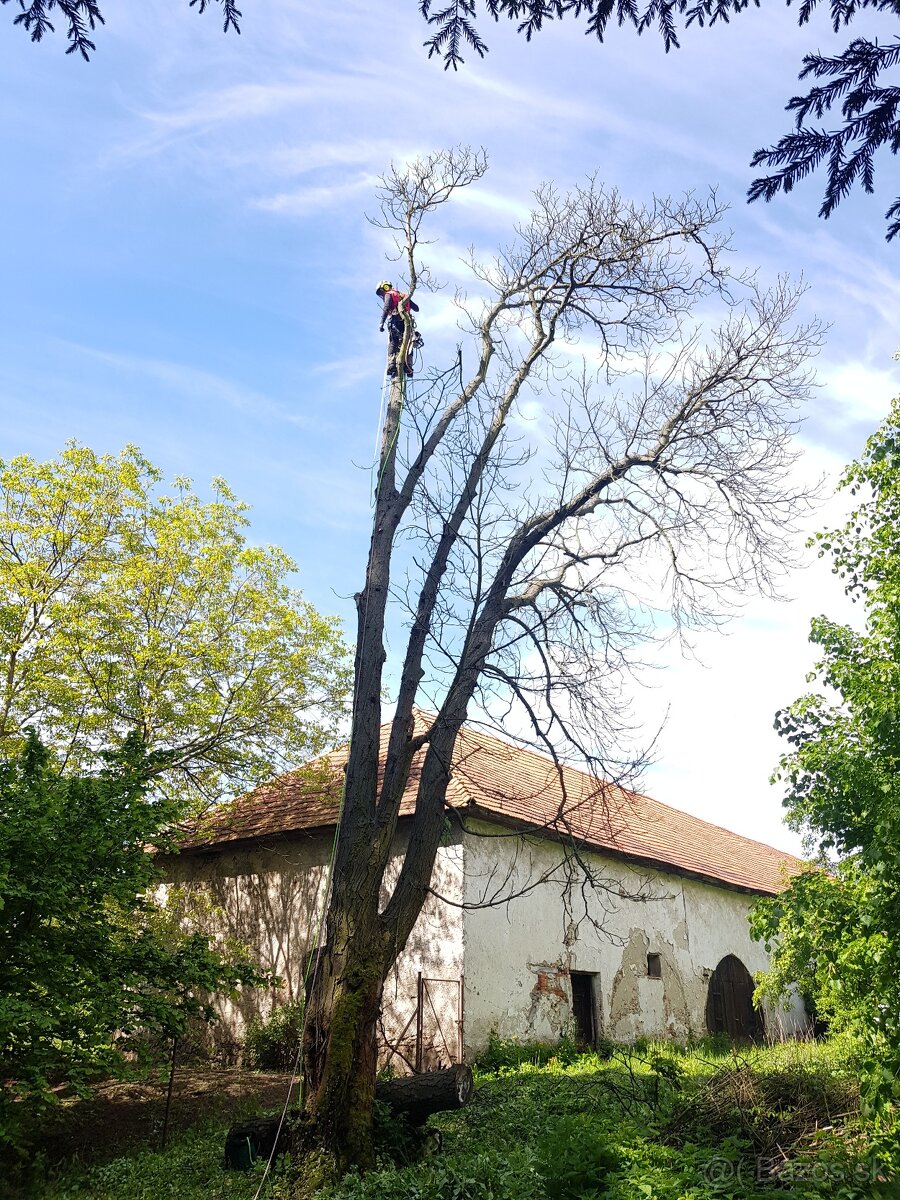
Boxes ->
[254,174,376,217]
[62,343,317,429]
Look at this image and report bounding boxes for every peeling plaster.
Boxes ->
[608,928,649,1034]
[524,958,572,1037]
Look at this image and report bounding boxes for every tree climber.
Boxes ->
[377,282,420,378]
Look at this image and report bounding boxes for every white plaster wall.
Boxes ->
[379,827,465,1070]
[159,822,464,1062]
[460,821,807,1056]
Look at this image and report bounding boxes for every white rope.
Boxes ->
[250,364,392,1199]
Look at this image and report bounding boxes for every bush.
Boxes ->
[243,1002,305,1072]
[663,1057,860,1158]
[0,734,264,1157]
[371,1099,424,1166]
[475,1032,583,1074]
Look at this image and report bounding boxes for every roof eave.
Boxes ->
[460,804,784,898]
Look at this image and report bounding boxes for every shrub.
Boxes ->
[371,1099,424,1166]
[243,1002,305,1072]
[663,1057,860,1158]
[475,1032,583,1074]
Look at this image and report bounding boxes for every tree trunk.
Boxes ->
[302,850,393,1171]
[298,374,408,1172]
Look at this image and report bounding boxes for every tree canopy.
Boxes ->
[0,731,264,1153]
[1,0,240,59]
[753,396,900,1120]
[0,443,349,808]
[419,0,900,239]
[299,148,820,1176]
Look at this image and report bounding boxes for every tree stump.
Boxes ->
[223,1065,474,1168]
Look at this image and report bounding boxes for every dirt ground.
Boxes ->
[38,1066,297,1169]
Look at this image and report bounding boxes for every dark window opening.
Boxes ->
[647,953,662,979]
[570,971,596,1046]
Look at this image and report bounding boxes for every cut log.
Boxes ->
[224,1065,474,1169]
[224,1114,289,1170]
[376,1064,474,1126]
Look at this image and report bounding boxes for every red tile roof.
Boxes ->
[182,718,803,896]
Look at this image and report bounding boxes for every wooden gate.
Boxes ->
[706,954,763,1041]
[379,973,463,1073]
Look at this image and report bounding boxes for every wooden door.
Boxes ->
[706,955,763,1041]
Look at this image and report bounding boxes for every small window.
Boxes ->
[647,953,662,979]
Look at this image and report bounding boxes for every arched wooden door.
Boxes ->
[706,955,763,1041]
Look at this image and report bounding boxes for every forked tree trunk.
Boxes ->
[298,373,409,1171]
[292,149,815,1185]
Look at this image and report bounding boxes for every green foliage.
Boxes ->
[754,396,900,1123]
[370,1100,426,1167]
[243,1002,306,1072]
[0,444,349,808]
[40,1118,290,1200]
[533,1115,618,1198]
[475,1031,582,1073]
[38,1039,890,1200]
[0,732,265,1154]
[325,1147,544,1200]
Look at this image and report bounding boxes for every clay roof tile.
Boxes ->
[181,717,803,895]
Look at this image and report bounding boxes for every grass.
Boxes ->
[24,1037,896,1200]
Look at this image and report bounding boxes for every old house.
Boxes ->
[161,719,808,1067]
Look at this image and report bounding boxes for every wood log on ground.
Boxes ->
[223,1113,290,1169]
[223,1065,474,1169]
[376,1064,474,1126]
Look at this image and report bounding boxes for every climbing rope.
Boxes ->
[250,357,400,1198]
[374,370,407,502]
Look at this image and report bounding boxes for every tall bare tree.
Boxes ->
[302,147,821,1170]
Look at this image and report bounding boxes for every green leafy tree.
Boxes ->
[0,731,265,1152]
[753,396,900,1119]
[0,443,349,808]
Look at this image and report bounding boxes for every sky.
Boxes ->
[2,0,899,855]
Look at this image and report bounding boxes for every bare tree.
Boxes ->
[301,146,821,1171]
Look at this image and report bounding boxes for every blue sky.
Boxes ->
[2,0,899,853]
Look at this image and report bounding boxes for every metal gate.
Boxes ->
[379,973,463,1073]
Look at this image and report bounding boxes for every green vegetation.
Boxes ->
[753,396,900,1124]
[0,734,265,1156]
[32,1038,892,1200]
[0,443,349,809]
[244,1002,307,1072]
[0,443,351,1156]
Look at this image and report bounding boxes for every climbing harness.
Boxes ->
[377,281,422,380]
